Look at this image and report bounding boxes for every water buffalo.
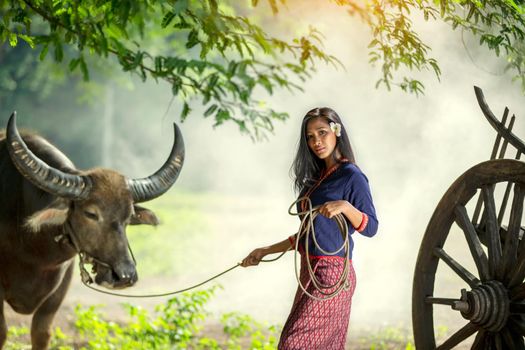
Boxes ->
[0,112,184,349]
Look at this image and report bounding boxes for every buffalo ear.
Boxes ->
[130,205,159,226]
[25,201,70,232]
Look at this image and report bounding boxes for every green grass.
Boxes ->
[354,326,415,350]
[126,189,219,276]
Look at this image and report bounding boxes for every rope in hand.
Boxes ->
[79,197,352,300]
[288,197,351,301]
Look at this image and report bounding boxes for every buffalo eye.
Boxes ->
[84,211,99,221]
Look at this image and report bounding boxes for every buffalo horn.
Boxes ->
[127,123,185,203]
[6,112,92,199]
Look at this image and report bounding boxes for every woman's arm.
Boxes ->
[240,237,293,267]
[317,200,363,228]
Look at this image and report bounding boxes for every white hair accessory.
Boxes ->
[329,122,342,137]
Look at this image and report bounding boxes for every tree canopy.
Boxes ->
[329,0,525,93]
[1,0,341,139]
[1,0,525,138]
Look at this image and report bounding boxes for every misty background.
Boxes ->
[2,0,525,338]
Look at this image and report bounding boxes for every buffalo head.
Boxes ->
[6,113,184,289]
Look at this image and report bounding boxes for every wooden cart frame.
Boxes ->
[412,86,525,349]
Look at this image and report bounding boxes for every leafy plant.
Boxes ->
[75,285,220,349]
[220,312,280,350]
[70,285,279,349]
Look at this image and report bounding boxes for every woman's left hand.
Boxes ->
[317,200,350,218]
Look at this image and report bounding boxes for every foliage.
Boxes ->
[358,0,525,94]
[2,0,524,138]
[3,285,282,350]
[263,0,525,95]
[335,0,442,95]
[0,0,339,139]
[220,312,280,349]
[74,286,220,349]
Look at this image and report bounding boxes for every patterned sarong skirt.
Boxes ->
[278,256,357,350]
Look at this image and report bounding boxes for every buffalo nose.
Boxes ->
[115,263,138,286]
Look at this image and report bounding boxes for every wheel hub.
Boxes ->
[452,281,510,332]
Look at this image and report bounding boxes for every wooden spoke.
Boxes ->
[455,205,490,281]
[510,301,525,314]
[436,322,479,350]
[508,245,525,288]
[434,247,481,288]
[497,182,513,225]
[501,326,525,349]
[482,185,503,279]
[508,316,525,336]
[506,184,525,286]
[495,332,505,350]
[497,115,515,158]
[489,108,508,160]
[472,194,484,228]
[511,283,525,301]
[471,330,490,350]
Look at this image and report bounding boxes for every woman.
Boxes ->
[241,107,378,350]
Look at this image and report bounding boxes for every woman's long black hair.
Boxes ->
[291,107,356,193]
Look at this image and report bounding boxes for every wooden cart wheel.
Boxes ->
[413,159,525,349]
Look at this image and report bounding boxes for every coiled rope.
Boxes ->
[79,197,352,300]
[289,197,351,301]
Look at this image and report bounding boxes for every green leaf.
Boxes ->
[79,57,89,81]
[227,61,238,77]
[268,0,279,14]
[161,11,176,28]
[214,109,230,126]
[0,25,5,43]
[440,0,447,17]
[18,34,34,48]
[258,75,273,94]
[39,44,49,61]
[69,58,80,72]
[503,0,522,14]
[8,33,17,47]
[253,31,271,53]
[181,102,191,121]
[186,30,199,49]
[54,42,63,61]
[204,104,218,117]
[207,74,219,90]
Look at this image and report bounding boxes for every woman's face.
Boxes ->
[306,117,338,161]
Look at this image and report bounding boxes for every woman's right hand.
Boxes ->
[240,248,268,267]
